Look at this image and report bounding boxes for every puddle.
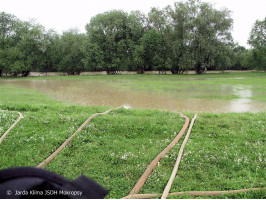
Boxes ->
[0,79,265,113]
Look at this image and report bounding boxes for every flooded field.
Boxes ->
[1,77,265,113]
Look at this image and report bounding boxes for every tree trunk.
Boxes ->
[171,65,179,74]
[195,62,204,74]
[22,70,30,77]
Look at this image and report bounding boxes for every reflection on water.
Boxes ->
[0,79,265,113]
[228,85,253,112]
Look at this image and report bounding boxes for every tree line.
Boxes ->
[0,0,265,76]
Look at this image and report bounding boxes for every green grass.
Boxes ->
[0,73,265,198]
[0,111,18,137]
[46,108,185,198]
[141,112,265,198]
[0,84,59,106]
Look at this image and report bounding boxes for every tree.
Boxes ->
[189,0,233,74]
[132,45,145,74]
[16,21,46,76]
[86,10,145,74]
[1,46,27,76]
[167,2,194,73]
[0,12,19,48]
[0,12,47,76]
[86,10,126,74]
[0,12,20,76]
[242,49,255,69]
[211,42,233,70]
[230,44,249,70]
[148,7,172,73]
[81,42,104,71]
[248,17,266,70]
[40,30,61,73]
[148,7,168,36]
[56,29,86,75]
[140,28,163,71]
[1,3,238,75]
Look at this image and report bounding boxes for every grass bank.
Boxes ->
[0,76,265,199]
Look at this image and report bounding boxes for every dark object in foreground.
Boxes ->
[0,167,108,199]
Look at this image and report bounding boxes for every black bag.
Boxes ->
[0,167,108,199]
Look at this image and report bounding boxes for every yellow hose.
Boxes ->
[161,114,197,199]
[123,188,265,199]
[0,110,23,144]
[37,106,122,168]
[129,112,190,195]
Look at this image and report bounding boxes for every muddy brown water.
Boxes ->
[1,79,265,113]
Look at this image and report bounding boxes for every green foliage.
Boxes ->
[140,28,164,70]
[0,12,26,76]
[81,42,104,71]
[248,17,266,70]
[250,47,266,70]
[147,7,171,72]
[56,29,86,75]
[1,1,264,75]
[144,0,234,74]
[39,30,61,73]
[231,44,247,69]
[86,10,144,74]
[167,1,194,73]
[0,12,49,76]
[132,45,145,74]
[189,0,233,74]
[249,17,266,48]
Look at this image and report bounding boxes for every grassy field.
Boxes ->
[0,73,265,198]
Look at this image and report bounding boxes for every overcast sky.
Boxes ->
[1,0,265,48]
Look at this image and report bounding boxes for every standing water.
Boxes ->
[0,79,265,113]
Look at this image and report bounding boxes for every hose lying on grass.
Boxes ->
[129,112,190,195]
[0,110,23,144]
[123,188,265,199]
[123,113,265,199]
[161,114,197,199]
[37,106,123,168]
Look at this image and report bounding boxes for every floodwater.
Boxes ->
[1,79,265,113]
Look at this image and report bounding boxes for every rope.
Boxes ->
[0,110,23,144]
[161,114,197,199]
[129,112,190,195]
[37,106,122,168]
